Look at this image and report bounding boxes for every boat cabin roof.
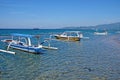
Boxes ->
[65,31,81,32]
[63,31,82,34]
[11,33,33,38]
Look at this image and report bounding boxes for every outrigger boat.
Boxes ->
[1,33,58,54]
[54,31,83,41]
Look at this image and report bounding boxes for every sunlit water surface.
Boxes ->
[0,29,120,80]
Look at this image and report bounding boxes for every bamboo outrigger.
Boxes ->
[0,33,58,54]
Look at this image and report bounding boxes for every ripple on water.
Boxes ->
[0,31,120,80]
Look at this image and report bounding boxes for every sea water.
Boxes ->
[0,29,120,80]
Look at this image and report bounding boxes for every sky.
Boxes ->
[0,0,120,29]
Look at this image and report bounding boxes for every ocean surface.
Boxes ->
[0,29,120,80]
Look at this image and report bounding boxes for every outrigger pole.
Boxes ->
[0,42,15,54]
[0,49,15,54]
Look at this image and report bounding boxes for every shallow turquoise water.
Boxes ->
[0,29,120,80]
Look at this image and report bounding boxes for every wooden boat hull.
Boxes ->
[55,36,80,41]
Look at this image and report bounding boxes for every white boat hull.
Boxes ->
[94,32,107,35]
[10,44,45,54]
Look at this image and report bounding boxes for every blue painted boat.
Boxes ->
[2,33,45,54]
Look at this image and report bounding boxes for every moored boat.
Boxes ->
[54,31,83,41]
[94,31,107,35]
[2,33,45,54]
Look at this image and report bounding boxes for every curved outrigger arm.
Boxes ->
[40,40,58,50]
[0,41,15,54]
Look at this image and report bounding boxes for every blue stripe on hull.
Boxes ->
[10,44,45,54]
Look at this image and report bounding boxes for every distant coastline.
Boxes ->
[62,22,120,30]
[0,22,120,30]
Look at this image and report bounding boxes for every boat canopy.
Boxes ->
[11,33,33,38]
[65,31,81,33]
